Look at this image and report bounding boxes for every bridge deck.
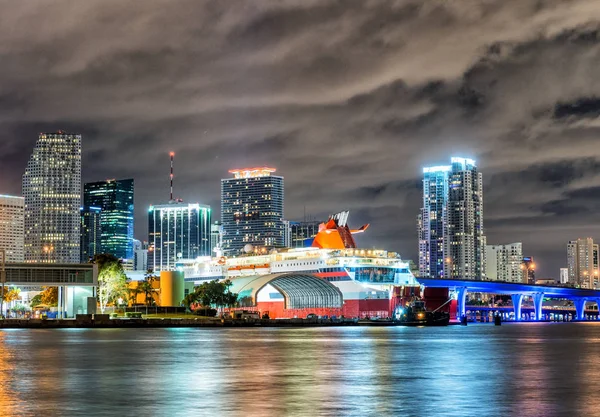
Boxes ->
[416,278,600,298]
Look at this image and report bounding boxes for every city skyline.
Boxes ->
[6,130,600,281]
[2,2,600,276]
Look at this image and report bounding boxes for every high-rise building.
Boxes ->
[0,195,25,262]
[559,267,569,284]
[485,243,523,283]
[148,202,211,271]
[447,158,486,280]
[132,239,148,272]
[419,157,485,280]
[80,206,101,262]
[521,256,536,284]
[289,220,321,248]
[567,238,599,288]
[221,167,285,254]
[210,221,223,256]
[418,165,450,279]
[83,179,134,260]
[23,131,82,263]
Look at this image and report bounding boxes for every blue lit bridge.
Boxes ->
[417,278,600,321]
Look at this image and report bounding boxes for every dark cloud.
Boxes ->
[554,97,600,119]
[1,0,600,277]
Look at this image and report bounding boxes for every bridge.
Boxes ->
[416,278,600,321]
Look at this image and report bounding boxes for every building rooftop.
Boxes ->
[227,167,277,179]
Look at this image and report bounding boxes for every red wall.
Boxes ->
[255,302,343,319]
[244,299,391,319]
[341,299,390,318]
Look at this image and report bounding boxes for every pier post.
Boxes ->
[574,298,587,321]
[456,287,467,319]
[57,286,62,319]
[532,293,544,321]
[511,294,524,321]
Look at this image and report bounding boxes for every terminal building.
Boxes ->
[2,263,98,317]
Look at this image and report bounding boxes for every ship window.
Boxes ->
[350,267,395,283]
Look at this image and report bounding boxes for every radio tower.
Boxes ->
[169,152,175,201]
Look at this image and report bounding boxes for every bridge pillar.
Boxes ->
[532,293,544,321]
[574,298,587,321]
[456,287,467,319]
[511,294,524,321]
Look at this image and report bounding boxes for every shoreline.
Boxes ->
[0,318,595,329]
[0,317,359,329]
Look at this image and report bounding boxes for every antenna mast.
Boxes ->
[170,152,175,201]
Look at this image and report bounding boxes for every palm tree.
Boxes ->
[140,273,159,307]
[128,282,142,306]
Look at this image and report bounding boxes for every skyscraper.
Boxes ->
[521,256,536,284]
[567,238,599,288]
[23,131,81,263]
[83,179,134,259]
[418,165,450,279]
[485,243,523,283]
[221,167,285,254]
[0,195,25,262]
[148,202,211,271]
[80,206,101,262]
[418,157,486,280]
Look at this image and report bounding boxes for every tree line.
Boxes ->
[16,254,242,316]
[94,254,240,314]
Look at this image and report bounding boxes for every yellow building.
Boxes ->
[127,271,186,307]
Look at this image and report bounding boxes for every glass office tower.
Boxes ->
[80,206,102,262]
[148,202,211,271]
[83,179,134,260]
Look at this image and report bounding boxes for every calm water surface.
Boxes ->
[0,323,599,417]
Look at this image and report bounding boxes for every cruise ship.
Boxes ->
[178,246,416,287]
[176,211,418,319]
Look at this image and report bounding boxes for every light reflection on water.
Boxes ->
[0,324,599,416]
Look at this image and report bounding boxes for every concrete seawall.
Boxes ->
[0,317,360,329]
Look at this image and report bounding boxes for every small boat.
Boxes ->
[397,300,450,326]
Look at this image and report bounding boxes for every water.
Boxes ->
[0,323,599,417]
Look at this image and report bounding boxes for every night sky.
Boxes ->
[1,1,600,278]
